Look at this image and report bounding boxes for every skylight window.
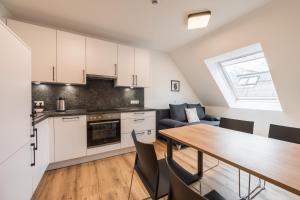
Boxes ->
[220,52,278,100]
[205,43,282,111]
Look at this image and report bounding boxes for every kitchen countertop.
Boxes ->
[32,107,156,126]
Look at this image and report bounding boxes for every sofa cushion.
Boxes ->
[187,103,205,120]
[199,120,220,126]
[185,108,200,123]
[169,104,187,122]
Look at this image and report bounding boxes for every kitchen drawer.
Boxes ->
[121,111,155,120]
[121,129,156,148]
[121,116,155,133]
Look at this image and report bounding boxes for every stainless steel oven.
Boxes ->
[87,113,121,148]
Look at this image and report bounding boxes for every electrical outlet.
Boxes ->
[130,100,140,105]
[34,101,44,107]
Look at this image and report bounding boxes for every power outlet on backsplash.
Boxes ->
[130,100,140,105]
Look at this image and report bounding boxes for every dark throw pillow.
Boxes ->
[187,103,205,120]
[169,104,187,122]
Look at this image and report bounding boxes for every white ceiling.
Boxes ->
[1,0,271,51]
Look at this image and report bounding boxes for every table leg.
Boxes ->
[198,151,203,178]
[167,138,173,160]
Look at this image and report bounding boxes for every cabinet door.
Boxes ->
[57,31,86,84]
[0,142,33,200]
[86,37,117,77]
[0,22,31,164]
[7,19,57,83]
[32,119,49,192]
[134,48,150,87]
[54,116,87,162]
[115,44,134,87]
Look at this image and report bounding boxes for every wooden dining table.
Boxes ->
[159,124,300,199]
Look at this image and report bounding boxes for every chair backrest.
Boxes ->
[219,117,254,134]
[269,124,300,144]
[131,131,159,193]
[166,157,206,200]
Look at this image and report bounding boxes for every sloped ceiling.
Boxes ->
[0,0,271,51]
[170,0,300,113]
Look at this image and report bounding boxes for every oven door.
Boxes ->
[87,120,121,148]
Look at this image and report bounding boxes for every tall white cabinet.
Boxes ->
[86,37,118,78]
[57,31,86,84]
[7,19,57,83]
[0,21,32,200]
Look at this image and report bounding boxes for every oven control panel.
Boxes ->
[87,113,120,122]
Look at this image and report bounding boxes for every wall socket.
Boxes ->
[130,100,140,105]
[34,101,44,107]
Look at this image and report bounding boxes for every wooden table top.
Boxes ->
[159,124,300,196]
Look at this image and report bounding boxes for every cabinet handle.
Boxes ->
[134,112,145,115]
[34,128,38,150]
[31,143,36,167]
[132,75,135,86]
[83,69,85,83]
[62,116,80,120]
[147,130,151,135]
[52,66,55,81]
[136,131,145,135]
[134,118,145,122]
[114,64,117,76]
[135,75,138,86]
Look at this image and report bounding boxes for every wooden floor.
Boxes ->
[33,141,300,200]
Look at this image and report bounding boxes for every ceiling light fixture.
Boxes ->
[151,0,159,5]
[187,11,211,30]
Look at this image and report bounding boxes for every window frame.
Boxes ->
[219,51,278,101]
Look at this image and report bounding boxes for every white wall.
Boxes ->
[145,51,200,109]
[171,0,300,136]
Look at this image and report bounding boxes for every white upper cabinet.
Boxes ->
[7,19,57,83]
[115,44,135,87]
[134,48,150,87]
[86,37,118,78]
[57,31,86,84]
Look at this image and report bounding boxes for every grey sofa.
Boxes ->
[156,103,220,142]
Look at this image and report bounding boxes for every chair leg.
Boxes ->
[128,167,135,200]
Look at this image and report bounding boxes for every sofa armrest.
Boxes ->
[203,114,220,121]
[159,119,187,128]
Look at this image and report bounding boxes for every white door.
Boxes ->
[57,31,86,84]
[134,48,150,87]
[32,119,49,191]
[86,37,117,77]
[115,44,134,87]
[7,19,57,83]
[54,116,87,162]
[0,21,31,164]
[0,142,33,200]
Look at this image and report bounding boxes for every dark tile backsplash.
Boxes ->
[32,78,144,111]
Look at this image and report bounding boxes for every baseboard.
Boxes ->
[47,147,135,170]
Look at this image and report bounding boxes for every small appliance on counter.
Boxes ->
[56,97,66,112]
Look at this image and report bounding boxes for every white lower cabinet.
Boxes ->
[54,116,87,162]
[121,111,156,148]
[0,142,33,200]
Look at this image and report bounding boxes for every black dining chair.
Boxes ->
[269,124,300,144]
[166,156,226,200]
[128,130,169,200]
